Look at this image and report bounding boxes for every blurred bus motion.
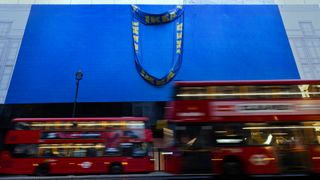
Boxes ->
[163,80,320,177]
[0,117,154,175]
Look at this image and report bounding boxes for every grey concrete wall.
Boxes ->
[0,5,30,103]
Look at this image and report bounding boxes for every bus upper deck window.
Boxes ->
[14,122,30,130]
[176,87,207,100]
[309,85,320,98]
[214,86,240,99]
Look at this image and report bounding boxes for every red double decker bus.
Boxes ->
[164,80,320,177]
[0,117,154,175]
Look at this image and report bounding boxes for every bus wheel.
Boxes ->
[222,160,243,179]
[35,163,50,176]
[109,163,123,174]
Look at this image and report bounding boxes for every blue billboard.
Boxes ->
[6,5,299,103]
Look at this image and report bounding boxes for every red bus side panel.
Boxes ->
[5,130,41,144]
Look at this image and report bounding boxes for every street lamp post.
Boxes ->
[72,70,83,117]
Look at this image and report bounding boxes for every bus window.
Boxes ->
[302,122,320,144]
[247,85,272,99]
[39,147,55,158]
[127,121,145,129]
[175,86,208,100]
[14,122,30,130]
[73,149,87,157]
[12,144,37,158]
[175,125,214,148]
[246,85,302,99]
[120,143,134,157]
[214,86,240,100]
[277,85,301,99]
[192,126,214,148]
[86,148,97,157]
[243,122,318,147]
[56,148,67,157]
[132,143,148,157]
[213,124,246,145]
[243,123,273,145]
[105,147,121,156]
[309,85,320,98]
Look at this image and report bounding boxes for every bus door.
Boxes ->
[175,125,213,173]
[272,126,310,173]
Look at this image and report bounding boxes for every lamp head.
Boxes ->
[75,70,83,80]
